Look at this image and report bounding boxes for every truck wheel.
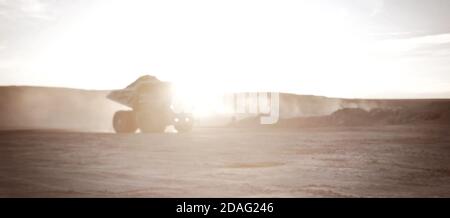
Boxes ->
[137,112,168,133]
[113,110,138,133]
[174,115,194,133]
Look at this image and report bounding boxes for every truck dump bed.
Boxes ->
[107,75,170,108]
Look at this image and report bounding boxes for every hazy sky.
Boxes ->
[1,0,450,98]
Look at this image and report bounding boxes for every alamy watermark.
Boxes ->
[173,92,280,125]
[227,92,280,125]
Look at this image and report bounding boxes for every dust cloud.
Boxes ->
[0,86,124,132]
[1,86,449,132]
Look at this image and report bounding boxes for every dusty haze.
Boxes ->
[1,86,449,132]
[0,86,124,132]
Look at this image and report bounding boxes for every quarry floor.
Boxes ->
[0,125,449,197]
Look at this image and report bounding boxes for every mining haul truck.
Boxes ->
[107,75,194,133]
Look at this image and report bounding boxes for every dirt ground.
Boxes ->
[0,125,449,197]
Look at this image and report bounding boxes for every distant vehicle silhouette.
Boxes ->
[107,75,193,133]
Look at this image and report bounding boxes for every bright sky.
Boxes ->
[1,0,450,98]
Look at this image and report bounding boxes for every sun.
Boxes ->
[171,80,228,118]
[25,0,388,99]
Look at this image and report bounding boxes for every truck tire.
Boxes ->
[113,110,138,133]
[174,114,194,133]
[137,111,168,133]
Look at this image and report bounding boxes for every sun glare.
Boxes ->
[24,0,393,100]
[171,79,229,117]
